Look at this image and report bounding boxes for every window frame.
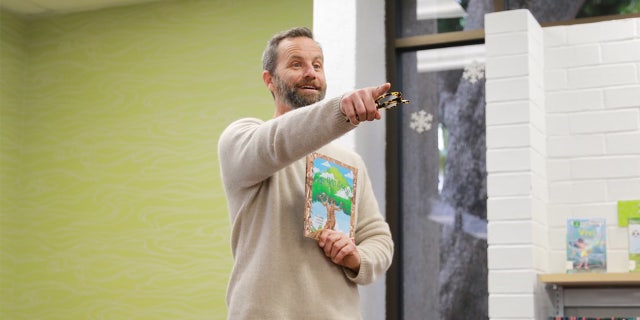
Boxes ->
[383,1,640,318]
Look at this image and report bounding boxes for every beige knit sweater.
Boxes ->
[218,96,394,319]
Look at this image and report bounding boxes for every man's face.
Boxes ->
[272,37,327,109]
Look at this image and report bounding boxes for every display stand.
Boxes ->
[539,273,640,317]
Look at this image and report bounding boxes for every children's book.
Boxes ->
[303,152,357,240]
[629,217,640,272]
[566,218,607,273]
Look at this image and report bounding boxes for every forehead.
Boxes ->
[277,37,323,62]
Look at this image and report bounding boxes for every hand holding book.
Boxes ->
[317,229,361,273]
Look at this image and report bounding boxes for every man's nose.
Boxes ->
[303,64,317,78]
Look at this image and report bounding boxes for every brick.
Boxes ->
[489,221,533,245]
[531,174,549,204]
[488,173,532,197]
[535,244,548,272]
[486,54,529,79]
[530,149,546,177]
[530,127,545,155]
[488,196,532,221]
[546,89,603,113]
[569,109,639,134]
[485,32,531,57]
[486,77,530,102]
[548,250,568,273]
[605,132,640,155]
[545,44,600,68]
[488,245,534,269]
[567,18,636,44]
[608,226,629,249]
[485,9,537,35]
[544,26,567,48]
[486,101,530,125]
[529,104,546,133]
[544,69,567,91]
[569,202,617,221]
[549,227,565,250]
[604,85,640,109]
[547,159,571,182]
[608,250,630,273]
[531,81,545,107]
[607,178,640,201]
[489,294,535,318]
[567,64,637,89]
[532,222,548,248]
[487,148,531,173]
[488,270,537,294]
[606,132,640,155]
[486,124,529,148]
[602,40,640,63]
[548,204,570,227]
[547,134,605,158]
[571,157,640,179]
[548,181,607,204]
[532,197,547,225]
[546,114,570,136]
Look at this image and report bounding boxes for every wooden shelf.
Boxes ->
[539,272,640,286]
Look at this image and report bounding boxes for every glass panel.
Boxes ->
[397,44,487,319]
[505,0,640,23]
[398,0,639,39]
[398,0,492,37]
[392,1,639,319]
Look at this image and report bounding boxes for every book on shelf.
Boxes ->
[566,218,607,273]
[629,217,640,272]
[618,200,640,272]
[303,152,357,240]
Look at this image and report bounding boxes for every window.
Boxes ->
[385,1,640,319]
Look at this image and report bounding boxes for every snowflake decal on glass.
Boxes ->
[462,60,485,84]
[409,110,433,133]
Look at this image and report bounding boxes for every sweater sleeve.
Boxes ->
[218,96,354,190]
[344,158,394,285]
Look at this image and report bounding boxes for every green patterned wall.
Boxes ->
[0,0,312,318]
[0,8,27,318]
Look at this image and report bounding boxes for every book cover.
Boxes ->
[304,152,358,240]
[617,199,640,227]
[566,218,607,273]
[629,217,640,272]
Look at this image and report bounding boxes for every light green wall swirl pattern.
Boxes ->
[0,0,312,318]
[1,9,27,318]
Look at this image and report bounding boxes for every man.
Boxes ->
[218,26,393,319]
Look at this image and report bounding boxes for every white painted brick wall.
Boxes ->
[604,85,640,108]
[608,178,640,200]
[314,1,387,319]
[490,294,535,318]
[486,10,640,320]
[567,64,638,89]
[546,89,603,112]
[489,270,537,294]
[568,109,638,133]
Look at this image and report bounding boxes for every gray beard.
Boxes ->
[274,76,326,109]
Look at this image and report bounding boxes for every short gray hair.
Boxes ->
[262,27,318,75]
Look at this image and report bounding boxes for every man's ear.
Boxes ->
[262,70,274,93]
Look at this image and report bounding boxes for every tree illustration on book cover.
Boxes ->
[566,218,607,273]
[304,153,358,240]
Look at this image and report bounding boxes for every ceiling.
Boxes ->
[0,0,163,16]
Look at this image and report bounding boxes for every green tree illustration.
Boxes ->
[311,166,353,231]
